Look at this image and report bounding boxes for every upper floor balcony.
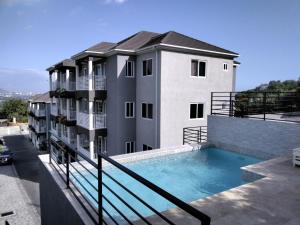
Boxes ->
[76,74,106,91]
[34,109,46,117]
[51,104,58,116]
[77,112,106,130]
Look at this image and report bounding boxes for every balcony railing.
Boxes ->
[94,75,106,90]
[183,126,207,145]
[94,113,106,129]
[68,110,76,121]
[51,105,58,116]
[77,75,89,90]
[68,81,76,91]
[77,112,89,129]
[211,91,300,123]
[34,109,46,117]
[35,125,46,133]
[49,141,211,225]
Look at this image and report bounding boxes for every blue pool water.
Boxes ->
[71,148,261,222]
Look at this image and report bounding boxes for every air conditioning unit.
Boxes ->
[293,148,300,167]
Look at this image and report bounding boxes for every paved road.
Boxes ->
[4,134,46,216]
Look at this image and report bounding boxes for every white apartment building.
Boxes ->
[47,31,239,159]
[28,92,51,150]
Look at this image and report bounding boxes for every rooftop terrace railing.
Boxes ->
[211,91,300,123]
[49,140,211,225]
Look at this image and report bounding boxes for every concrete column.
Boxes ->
[88,57,93,91]
[67,127,71,144]
[66,69,70,90]
[89,140,94,159]
[49,73,52,91]
[67,99,70,120]
[76,100,79,122]
[76,134,80,151]
[88,101,94,130]
[75,65,79,90]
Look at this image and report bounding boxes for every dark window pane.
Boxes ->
[191,60,198,76]
[148,146,152,150]
[197,104,204,118]
[127,61,132,76]
[129,103,133,117]
[142,103,147,118]
[190,104,197,119]
[199,61,206,77]
[126,103,129,117]
[148,104,153,119]
[126,143,130,153]
[143,144,147,151]
[147,59,152,75]
[143,61,147,76]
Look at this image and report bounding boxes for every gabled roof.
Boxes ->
[140,31,238,55]
[86,42,117,52]
[30,92,50,103]
[46,59,75,71]
[113,31,160,51]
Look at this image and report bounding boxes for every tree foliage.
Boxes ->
[0,98,28,122]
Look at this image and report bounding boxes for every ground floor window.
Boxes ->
[142,103,153,119]
[190,103,204,119]
[143,144,153,151]
[125,141,135,153]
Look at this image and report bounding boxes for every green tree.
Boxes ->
[0,98,28,122]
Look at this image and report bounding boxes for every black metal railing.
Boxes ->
[211,91,300,123]
[49,140,211,225]
[183,126,207,145]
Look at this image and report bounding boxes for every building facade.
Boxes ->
[47,31,239,159]
[28,92,51,150]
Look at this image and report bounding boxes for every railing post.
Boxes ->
[263,92,267,121]
[66,149,70,188]
[210,92,213,115]
[183,128,185,145]
[199,127,202,143]
[229,92,233,117]
[98,151,103,224]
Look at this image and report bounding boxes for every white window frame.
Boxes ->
[223,63,228,71]
[191,59,207,78]
[189,102,205,120]
[141,102,153,119]
[125,141,135,154]
[142,58,153,76]
[125,102,135,118]
[125,60,135,78]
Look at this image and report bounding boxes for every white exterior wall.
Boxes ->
[159,50,235,148]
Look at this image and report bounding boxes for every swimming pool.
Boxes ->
[71,147,262,222]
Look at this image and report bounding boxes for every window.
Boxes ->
[190,103,204,119]
[142,59,152,76]
[126,141,135,153]
[142,103,153,119]
[223,63,228,71]
[94,101,105,114]
[126,61,135,77]
[143,144,153,151]
[191,60,206,77]
[125,102,135,118]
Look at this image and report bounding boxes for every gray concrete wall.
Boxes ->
[39,158,86,225]
[159,51,235,148]
[106,55,136,155]
[207,115,300,159]
[136,51,160,151]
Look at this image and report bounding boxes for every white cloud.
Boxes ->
[0,0,41,6]
[103,0,127,4]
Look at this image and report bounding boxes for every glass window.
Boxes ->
[125,102,134,118]
[126,61,134,77]
[142,103,153,119]
[142,59,152,76]
[143,144,153,151]
[190,103,204,119]
[126,142,135,153]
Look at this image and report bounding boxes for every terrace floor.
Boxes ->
[139,156,300,225]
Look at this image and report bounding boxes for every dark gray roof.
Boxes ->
[86,42,117,52]
[140,31,238,55]
[113,31,160,50]
[47,59,75,71]
[30,92,50,103]
[234,60,241,65]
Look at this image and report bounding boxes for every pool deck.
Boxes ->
[136,155,300,225]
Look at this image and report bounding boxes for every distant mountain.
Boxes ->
[247,78,300,92]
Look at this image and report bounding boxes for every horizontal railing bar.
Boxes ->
[102,170,174,224]
[68,153,98,180]
[99,152,211,224]
[102,206,119,225]
[102,181,151,224]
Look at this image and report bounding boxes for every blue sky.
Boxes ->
[0,0,299,93]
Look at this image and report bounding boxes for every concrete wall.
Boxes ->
[159,51,235,148]
[136,51,160,151]
[207,115,300,159]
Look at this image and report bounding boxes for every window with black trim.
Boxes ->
[223,63,228,71]
[126,61,134,77]
[190,103,204,119]
[142,103,153,119]
[126,141,135,153]
[143,144,153,151]
[191,60,206,77]
[142,59,152,76]
[125,102,135,118]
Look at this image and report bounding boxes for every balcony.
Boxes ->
[51,104,58,116]
[35,109,46,117]
[67,110,76,121]
[77,75,89,90]
[94,113,106,129]
[67,81,76,91]
[77,112,89,129]
[94,75,106,90]
[35,125,46,133]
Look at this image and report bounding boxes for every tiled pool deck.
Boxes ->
[136,155,300,225]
